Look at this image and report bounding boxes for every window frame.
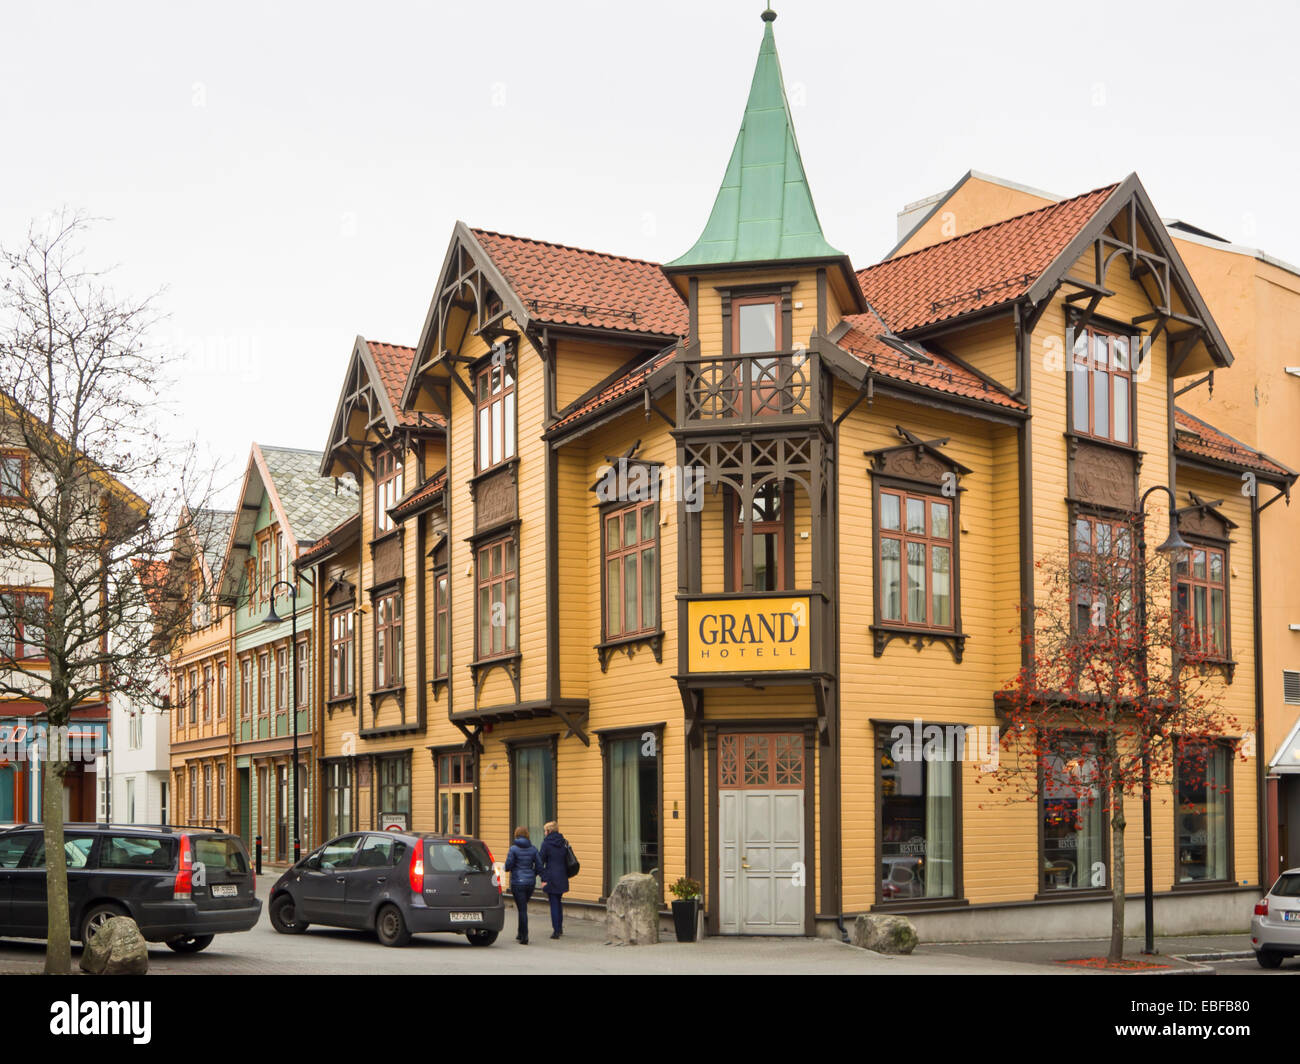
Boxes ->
[1069,322,1138,447]
[1172,739,1235,887]
[724,481,794,594]
[433,570,450,680]
[1037,733,1111,897]
[474,532,519,662]
[329,608,355,698]
[373,589,404,690]
[599,724,664,901]
[1069,509,1137,638]
[0,450,29,505]
[0,588,52,664]
[473,352,517,475]
[1175,538,1231,663]
[600,497,661,643]
[874,484,957,632]
[375,447,404,535]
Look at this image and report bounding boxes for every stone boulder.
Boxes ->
[605,873,660,945]
[80,915,149,975]
[852,913,918,955]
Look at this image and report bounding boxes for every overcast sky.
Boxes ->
[3,0,1297,508]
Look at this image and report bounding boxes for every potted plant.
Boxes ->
[669,877,702,942]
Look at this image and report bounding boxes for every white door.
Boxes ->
[717,733,805,935]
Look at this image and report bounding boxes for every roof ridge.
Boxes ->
[367,339,416,352]
[256,444,327,457]
[862,182,1120,273]
[470,227,664,270]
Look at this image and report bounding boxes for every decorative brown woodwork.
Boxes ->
[472,463,518,533]
[1069,438,1139,512]
[369,531,404,587]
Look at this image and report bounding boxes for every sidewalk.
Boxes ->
[916,932,1254,973]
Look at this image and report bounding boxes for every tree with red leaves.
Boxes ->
[992,511,1236,962]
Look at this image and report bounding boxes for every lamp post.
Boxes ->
[265,580,302,864]
[1134,484,1190,955]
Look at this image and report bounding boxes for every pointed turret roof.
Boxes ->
[668,9,843,269]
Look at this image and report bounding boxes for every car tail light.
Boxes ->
[1254,898,1269,917]
[174,834,193,900]
[409,843,425,894]
[486,846,501,894]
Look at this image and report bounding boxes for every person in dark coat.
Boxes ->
[503,827,540,944]
[536,821,571,939]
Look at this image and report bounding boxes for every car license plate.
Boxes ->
[1283,911,1300,922]
[211,884,238,898]
[448,912,481,923]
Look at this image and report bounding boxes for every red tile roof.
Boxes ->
[836,312,1025,411]
[856,185,1118,332]
[390,468,447,519]
[1174,408,1295,481]
[550,345,678,433]
[366,340,441,428]
[471,229,688,338]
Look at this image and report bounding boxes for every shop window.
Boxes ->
[1041,735,1107,892]
[877,728,959,902]
[1175,743,1231,884]
[437,751,475,836]
[378,755,411,822]
[510,743,555,845]
[604,733,660,894]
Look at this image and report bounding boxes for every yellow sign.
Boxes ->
[686,598,810,672]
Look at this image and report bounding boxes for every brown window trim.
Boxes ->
[1175,533,1234,677]
[375,445,404,535]
[473,347,518,476]
[1171,738,1236,889]
[505,734,559,842]
[600,496,661,640]
[431,745,478,837]
[433,567,450,681]
[1069,507,1137,641]
[872,719,965,907]
[869,474,965,662]
[473,530,519,663]
[723,481,795,594]
[0,449,30,506]
[597,724,665,903]
[0,587,52,665]
[1037,731,1111,896]
[373,588,404,690]
[1067,320,1139,448]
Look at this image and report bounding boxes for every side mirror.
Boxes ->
[304,853,322,871]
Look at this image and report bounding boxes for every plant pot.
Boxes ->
[671,898,700,942]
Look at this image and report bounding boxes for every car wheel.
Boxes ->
[466,929,498,947]
[376,904,411,948]
[1256,949,1284,969]
[270,894,309,935]
[79,903,126,945]
[165,934,214,954]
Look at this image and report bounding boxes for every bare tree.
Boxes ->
[992,516,1236,962]
[0,211,220,974]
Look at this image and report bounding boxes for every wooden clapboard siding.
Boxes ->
[555,336,646,412]
[694,268,822,353]
[516,338,548,705]
[942,316,1017,393]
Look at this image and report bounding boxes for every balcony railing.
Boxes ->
[684,352,816,422]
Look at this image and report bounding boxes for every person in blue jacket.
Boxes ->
[503,827,540,944]
[536,821,571,939]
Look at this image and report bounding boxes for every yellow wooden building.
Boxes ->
[300,9,1296,938]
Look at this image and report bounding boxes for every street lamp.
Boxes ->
[265,580,302,864]
[1134,484,1188,955]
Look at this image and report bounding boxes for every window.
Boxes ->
[189,766,198,820]
[878,490,953,629]
[433,573,450,679]
[374,590,403,688]
[295,639,309,707]
[217,662,227,720]
[1071,513,1135,634]
[325,761,352,837]
[276,647,289,713]
[203,764,212,819]
[330,610,354,697]
[476,536,518,658]
[1175,743,1231,883]
[246,559,257,616]
[176,672,186,727]
[437,751,475,836]
[189,668,199,725]
[511,743,555,846]
[258,652,270,716]
[0,590,50,662]
[276,531,287,589]
[217,763,227,822]
[240,658,252,719]
[1176,545,1228,658]
[317,834,361,871]
[727,482,790,593]
[378,755,411,820]
[1071,325,1134,445]
[603,500,659,640]
[475,357,516,473]
[259,537,272,606]
[0,451,27,503]
[125,780,138,824]
[732,295,785,416]
[1041,735,1107,892]
[877,728,958,901]
[202,665,213,722]
[375,449,404,533]
[357,835,399,868]
[605,733,660,893]
[129,711,142,750]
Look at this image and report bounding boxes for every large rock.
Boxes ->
[80,916,149,975]
[852,914,918,955]
[605,873,660,945]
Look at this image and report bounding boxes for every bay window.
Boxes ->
[727,481,790,593]
[1071,513,1135,634]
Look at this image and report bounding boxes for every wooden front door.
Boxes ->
[717,732,806,935]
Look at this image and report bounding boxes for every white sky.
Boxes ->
[3,0,1297,509]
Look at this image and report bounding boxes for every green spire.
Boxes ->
[669,9,844,269]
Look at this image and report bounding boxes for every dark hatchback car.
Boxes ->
[0,824,261,953]
[269,831,504,947]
